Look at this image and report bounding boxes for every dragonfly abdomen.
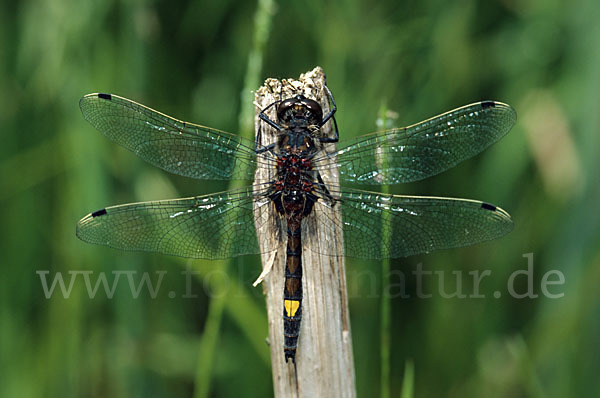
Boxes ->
[283,219,303,363]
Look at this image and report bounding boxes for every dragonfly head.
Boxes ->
[277,94,323,128]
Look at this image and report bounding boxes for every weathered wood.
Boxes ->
[253,67,356,397]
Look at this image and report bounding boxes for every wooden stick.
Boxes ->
[253,67,356,397]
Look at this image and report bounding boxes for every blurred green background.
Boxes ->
[1,0,598,397]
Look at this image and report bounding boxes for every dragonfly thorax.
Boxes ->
[271,152,316,219]
[277,130,317,156]
[276,155,313,190]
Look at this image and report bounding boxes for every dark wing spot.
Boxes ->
[481,202,497,211]
[481,101,495,109]
[98,93,112,100]
[91,208,107,217]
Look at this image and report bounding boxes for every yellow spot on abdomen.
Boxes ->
[284,299,300,317]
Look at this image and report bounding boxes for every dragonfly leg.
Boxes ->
[319,85,339,143]
[255,142,276,154]
[312,171,336,206]
[259,99,283,131]
[256,98,283,154]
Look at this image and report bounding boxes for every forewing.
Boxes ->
[327,101,516,184]
[312,189,513,259]
[80,93,266,180]
[76,187,275,259]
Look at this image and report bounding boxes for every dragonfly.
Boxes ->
[76,88,516,363]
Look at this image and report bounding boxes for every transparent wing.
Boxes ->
[76,186,275,259]
[312,188,513,259]
[319,101,516,184]
[80,93,270,180]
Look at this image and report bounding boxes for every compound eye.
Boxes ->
[300,98,323,124]
[276,98,296,121]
